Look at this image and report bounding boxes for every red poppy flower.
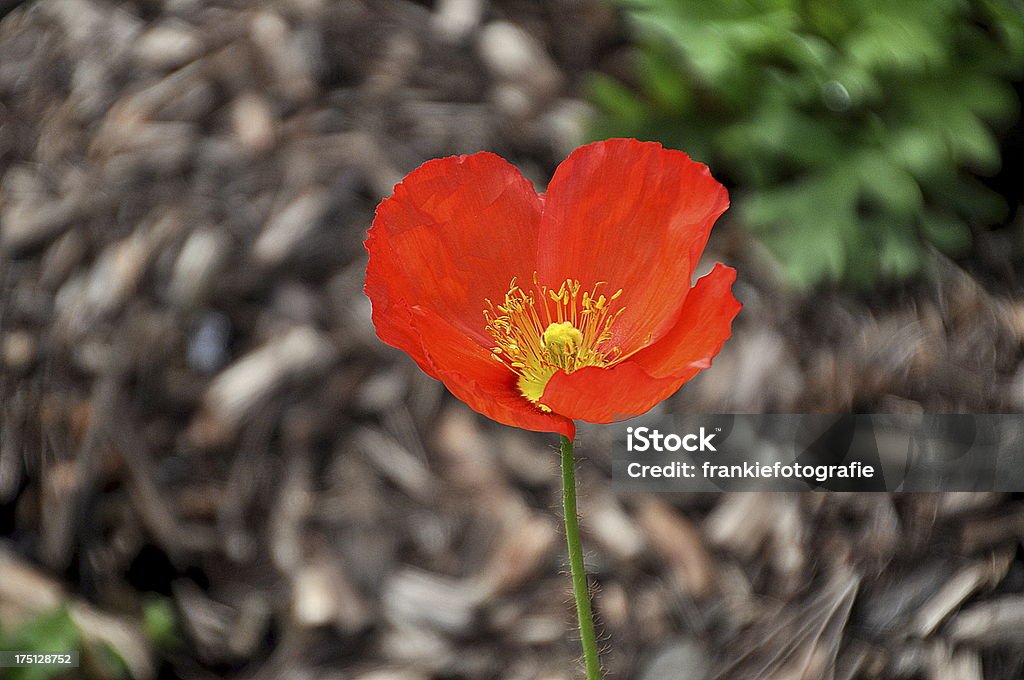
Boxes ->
[365,138,740,439]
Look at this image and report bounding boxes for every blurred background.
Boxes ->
[2,0,1024,678]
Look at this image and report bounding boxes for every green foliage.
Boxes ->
[0,608,80,680]
[142,596,179,649]
[0,604,160,680]
[591,0,1024,287]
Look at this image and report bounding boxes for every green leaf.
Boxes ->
[143,596,180,649]
[592,0,1021,287]
[0,608,81,680]
[586,73,649,129]
[919,211,973,254]
[637,44,693,111]
[856,151,924,215]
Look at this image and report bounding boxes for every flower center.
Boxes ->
[484,275,625,411]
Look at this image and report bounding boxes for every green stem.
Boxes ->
[560,435,602,679]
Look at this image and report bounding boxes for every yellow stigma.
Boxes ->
[543,322,583,357]
[484,275,625,411]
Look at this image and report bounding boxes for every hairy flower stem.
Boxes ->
[560,435,602,679]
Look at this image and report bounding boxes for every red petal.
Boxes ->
[537,139,728,352]
[407,304,575,437]
[365,153,573,436]
[539,363,685,424]
[539,264,740,423]
[366,152,542,349]
[629,263,741,378]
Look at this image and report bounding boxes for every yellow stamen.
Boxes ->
[484,274,626,411]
